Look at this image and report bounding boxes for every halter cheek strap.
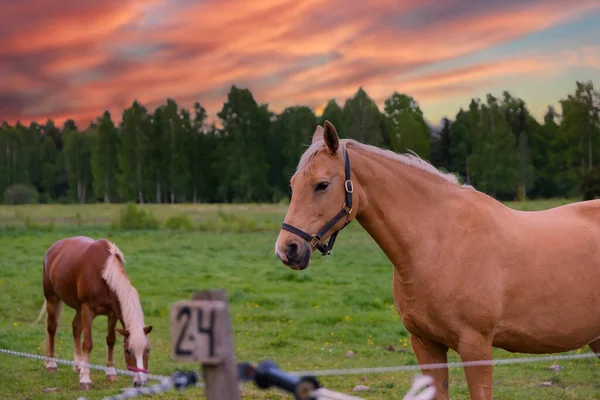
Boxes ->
[281,149,354,256]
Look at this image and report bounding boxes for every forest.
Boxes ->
[0,80,598,204]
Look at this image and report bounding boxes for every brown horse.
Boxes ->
[275,121,600,400]
[35,236,152,390]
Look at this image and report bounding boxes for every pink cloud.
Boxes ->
[1,0,599,126]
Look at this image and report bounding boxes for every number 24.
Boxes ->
[174,306,216,357]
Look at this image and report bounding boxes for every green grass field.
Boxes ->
[1,199,599,399]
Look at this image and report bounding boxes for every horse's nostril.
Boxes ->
[287,243,299,259]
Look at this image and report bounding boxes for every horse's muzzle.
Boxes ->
[133,380,146,387]
[277,241,311,270]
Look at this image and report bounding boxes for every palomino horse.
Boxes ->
[36,236,152,389]
[275,121,600,400]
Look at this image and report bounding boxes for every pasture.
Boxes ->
[0,200,599,399]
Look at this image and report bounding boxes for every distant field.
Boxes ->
[0,197,577,231]
[0,203,289,232]
[2,198,600,400]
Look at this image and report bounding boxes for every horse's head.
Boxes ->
[116,325,153,387]
[275,120,360,270]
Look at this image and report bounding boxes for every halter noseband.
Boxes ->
[281,149,354,256]
[127,365,148,374]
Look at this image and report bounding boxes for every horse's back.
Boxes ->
[488,200,600,352]
[516,199,600,223]
[560,198,600,223]
[45,236,96,272]
[44,236,114,307]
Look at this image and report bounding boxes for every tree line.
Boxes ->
[0,81,598,204]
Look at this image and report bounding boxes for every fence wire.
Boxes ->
[0,348,170,382]
[287,351,600,377]
[3,347,599,400]
[77,371,200,400]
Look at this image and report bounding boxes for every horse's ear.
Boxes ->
[115,328,130,337]
[311,125,324,144]
[323,120,339,154]
[144,325,153,335]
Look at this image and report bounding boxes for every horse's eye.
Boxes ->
[125,349,131,355]
[315,182,329,192]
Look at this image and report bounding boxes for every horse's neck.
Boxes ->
[351,147,467,278]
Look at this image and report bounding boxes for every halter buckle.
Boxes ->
[310,237,320,247]
[344,180,354,193]
[343,203,353,215]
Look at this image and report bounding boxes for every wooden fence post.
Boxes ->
[194,289,240,400]
[170,288,241,400]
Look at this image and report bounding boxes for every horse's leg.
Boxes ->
[44,296,63,373]
[72,310,82,373]
[105,314,118,382]
[456,331,493,400]
[589,339,600,358]
[79,303,94,390]
[410,334,450,400]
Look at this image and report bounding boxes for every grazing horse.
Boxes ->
[37,236,152,390]
[274,121,600,400]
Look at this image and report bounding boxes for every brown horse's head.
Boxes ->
[116,325,153,387]
[275,121,359,270]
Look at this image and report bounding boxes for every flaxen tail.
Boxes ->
[33,253,49,325]
[32,299,47,325]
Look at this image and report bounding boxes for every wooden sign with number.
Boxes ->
[170,300,228,364]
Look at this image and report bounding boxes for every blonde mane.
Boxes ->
[101,242,147,353]
[297,138,471,188]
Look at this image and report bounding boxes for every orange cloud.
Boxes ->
[1,0,599,126]
[1,1,151,55]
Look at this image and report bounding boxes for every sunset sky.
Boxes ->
[1,0,599,128]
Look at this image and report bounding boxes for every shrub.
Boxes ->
[24,216,55,231]
[164,214,193,230]
[515,184,526,202]
[3,184,39,205]
[278,195,290,205]
[75,212,84,226]
[111,203,159,230]
[197,211,261,233]
[580,167,600,200]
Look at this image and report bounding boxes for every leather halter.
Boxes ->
[127,365,148,374]
[281,149,354,256]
